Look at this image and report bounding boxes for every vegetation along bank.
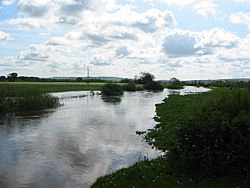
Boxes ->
[92,88,250,188]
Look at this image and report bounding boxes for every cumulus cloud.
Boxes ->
[194,0,217,17]
[0,31,10,43]
[45,37,70,46]
[17,0,51,17]
[199,28,239,49]
[162,28,240,57]
[131,9,176,32]
[1,0,15,6]
[145,0,218,17]
[59,0,91,16]
[90,56,112,66]
[54,16,79,25]
[145,0,196,6]
[6,17,49,30]
[162,31,199,57]
[233,0,250,3]
[17,45,49,63]
[229,12,250,29]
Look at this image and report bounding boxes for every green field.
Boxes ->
[0,82,123,93]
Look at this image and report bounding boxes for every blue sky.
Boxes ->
[0,0,249,80]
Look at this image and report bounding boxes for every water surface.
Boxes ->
[0,86,209,188]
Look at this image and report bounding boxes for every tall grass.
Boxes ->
[0,85,60,113]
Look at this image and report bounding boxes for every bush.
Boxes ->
[146,88,250,178]
[0,85,60,113]
[144,81,164,91]
[123,81,137,91]
[170,89,250,177]
[0,94,60,113]
[101,84,124,96]
[166,77,183,89]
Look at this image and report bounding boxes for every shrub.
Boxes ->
[166,77,183,89]
[144,81,164,91]
[146,88,250,178]
[101,84,124,96]
[0,94,60,113]
[169,89,250,177]
[123,81,137,91]
[0,86,60,113]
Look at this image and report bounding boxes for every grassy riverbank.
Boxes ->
[0,82,68,113]
[92,158,248,188]
[92,88,250,188]
[0,82,125,113]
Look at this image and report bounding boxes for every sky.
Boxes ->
[0,0,250,80]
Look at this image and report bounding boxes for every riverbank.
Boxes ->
[92,158,248,188]
[92,88,250,188]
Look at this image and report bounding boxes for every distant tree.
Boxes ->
[7,73,18,82]
[169,77,181,84]
[137,72,155,84]
[76,77,83,82]
[0,76,6,82]
[121,78,132,83]
[166,77,183,89]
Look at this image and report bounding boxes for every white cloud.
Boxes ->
[0,31,10,42]
[145,0,218,17]
[194,0,217,17]
[17,44,49,63]
[90,56,112,66]
[17,0,51,17]
[162,28,239,57]
[162,30,198,57]
[131,9,177,32]
[233,0,250,3]
[1,0,15,6]
[6,17,51,30]
[146,0,196,6]
[229,12,250,29]
[45,37,70,46]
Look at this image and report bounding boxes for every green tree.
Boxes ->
[0,76,6,82]
[7,73,18,82]
[76,77,82,82]
[166,77,183,89]
[137,72,155,84]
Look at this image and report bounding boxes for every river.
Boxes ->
[0,86,209,188]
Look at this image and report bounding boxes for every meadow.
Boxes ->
[0,82,112,93]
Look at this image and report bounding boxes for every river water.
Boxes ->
[0,86,209,188]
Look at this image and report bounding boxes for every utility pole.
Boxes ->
[87,67,90,79]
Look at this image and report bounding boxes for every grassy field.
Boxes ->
[0,82,114,93]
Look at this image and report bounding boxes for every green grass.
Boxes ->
[92,88,250,187]
[0,82,113,93]
[92,158,249,188]
[0,82,126,113]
